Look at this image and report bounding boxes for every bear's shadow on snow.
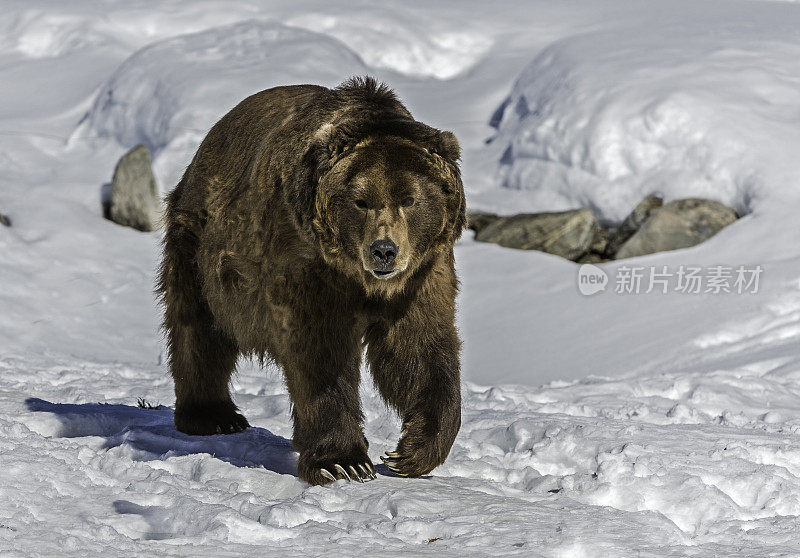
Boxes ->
[24,398,297,476]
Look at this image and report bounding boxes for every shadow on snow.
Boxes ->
[24,397,297,476]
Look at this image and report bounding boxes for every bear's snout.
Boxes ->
[370,238,397,268]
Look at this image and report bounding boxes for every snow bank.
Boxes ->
[2,3,269,59]
[6,351,800,555]
[79,20,367,191]
[490,20,800,221]
[286,8,491,79]
[77,8,492,192]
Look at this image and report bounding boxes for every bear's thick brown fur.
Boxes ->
[157,76,465,485]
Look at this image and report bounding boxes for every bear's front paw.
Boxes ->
[174,402,250,436]
[380,413,460,477]
[297,449,377,485]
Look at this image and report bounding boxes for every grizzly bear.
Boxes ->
[157,76,465,485]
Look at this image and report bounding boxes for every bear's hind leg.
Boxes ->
[158,213,249,436]
[168,316,248,435]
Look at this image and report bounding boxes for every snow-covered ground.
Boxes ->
[2,1,800,555]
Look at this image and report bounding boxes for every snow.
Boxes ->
[2,0,800,556]
[487,19,800,222]
[285,9,492,79]
[79,19,368,190]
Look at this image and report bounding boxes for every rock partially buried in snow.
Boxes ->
[472,196,738,262]
[107,145,162,232]
[576,227,614,264]
[615,198,738,259]
[466,210,499,235]
[604,194,663,258]
[0,213,10,227]
[475,209,599,261]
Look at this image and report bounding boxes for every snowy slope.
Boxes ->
[2,1,800,556]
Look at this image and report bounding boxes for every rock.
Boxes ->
[0,213,10,227]
[575,227,613,263]
[575,225,614,264]
[604,194,663,257]
[576,253,608,264]
[107,145,161,232]
[615,198,738,259]
[475,208,599,261]
[589,226,612,257]
[466,210,499,235]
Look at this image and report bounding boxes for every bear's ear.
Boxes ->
[429,130,465,246]
[420,128,465,243]
[389,122,465,247]
[310,123,350,160]
[442,161,467,246]
[402,122,460,165]
[288,123,352,240]
[410,126,465,248]
[432,130,461,163]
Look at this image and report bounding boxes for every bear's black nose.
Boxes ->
[370,239,397,266]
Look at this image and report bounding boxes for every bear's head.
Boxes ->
[296,118,465,297]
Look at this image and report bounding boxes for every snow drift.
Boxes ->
[79,20,367,190]
[490,22,800,221]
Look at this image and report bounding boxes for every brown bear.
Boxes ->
[157,76,465,485]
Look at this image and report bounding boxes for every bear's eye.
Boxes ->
[355,199,368,210]
[401,197,415,208]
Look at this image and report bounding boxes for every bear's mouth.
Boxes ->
[371,268,400,279]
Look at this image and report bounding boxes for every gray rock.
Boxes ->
[467,210,499,235]
[476,208,599,261]
[604,194,663,257]
[108,145,161,232]
[589,226,612,257]
[576,252,608,264]
[0,213,10,227]
[615,198,738,259]
[574,227,613,263]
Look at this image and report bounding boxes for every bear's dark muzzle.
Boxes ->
[370,239,398,268]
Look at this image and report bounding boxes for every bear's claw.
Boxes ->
[380,454,409,476]
[320,468,337,483]
[316,461,376,484]
[358,463,375,480]
[348,465,364,483]
[334,464,352,481]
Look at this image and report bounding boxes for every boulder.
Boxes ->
[0,213,10,227]
[588,226,612,259]
[107,145,161,232]
[466,210,499,235]
[575,227,614,263]
[604,194,663,257]
[475,208,599,261]
[615,198,738,259]
[576,252,607,264]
